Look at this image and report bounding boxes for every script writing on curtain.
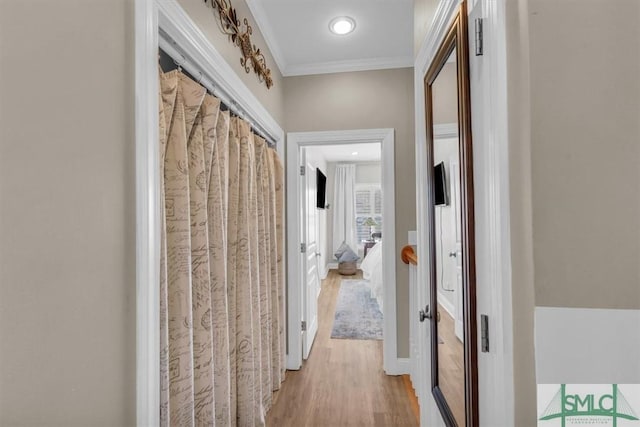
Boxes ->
[158,69,285,426]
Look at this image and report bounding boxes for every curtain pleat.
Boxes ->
[273,152,286,378]
[254,137,272,413]
[159,69,284,427]
[209,107,231,426]
[159,70,178,426]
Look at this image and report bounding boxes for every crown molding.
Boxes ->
[283,56,414,77]
[157,0,284,150]
[246,0,413,77]
[245,0,288,75]
[415,0,461,76]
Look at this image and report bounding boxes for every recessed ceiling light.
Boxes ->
[351,151,358,156]
[329,16,356,36]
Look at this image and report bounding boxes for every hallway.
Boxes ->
[266,270,418,426]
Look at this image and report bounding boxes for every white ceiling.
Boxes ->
[246,0,414,77]
[308,143,381,162]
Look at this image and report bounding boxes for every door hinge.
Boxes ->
[300,243,307,253]
[481,314,489,352]
[300,166,305,176]
[301,320,307,331]
[474,18,484,56]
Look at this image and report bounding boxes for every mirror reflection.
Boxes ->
[432,48,465,426]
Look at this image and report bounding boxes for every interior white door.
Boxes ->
[302,149,319,359]
[450,158,464,342]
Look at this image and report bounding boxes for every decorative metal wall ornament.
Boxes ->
[205,0,274,89]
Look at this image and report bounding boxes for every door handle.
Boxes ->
[316,252,321,257]
[419,305,432,322]
[449,251,457,258]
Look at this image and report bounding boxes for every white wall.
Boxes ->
[356,162,382,184]
[326,163,337,267]
[433,138,458,315]
[325,161,382,266]
[305,147,329,279]
[535,307,640,384]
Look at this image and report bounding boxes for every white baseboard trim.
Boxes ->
[320,264,329,280]
[437,292,455,319]
[385,358,411,376]
[327,262,338,270]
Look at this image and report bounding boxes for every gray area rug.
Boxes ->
[331,279,383,340]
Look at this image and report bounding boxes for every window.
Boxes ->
[355,185,382,243]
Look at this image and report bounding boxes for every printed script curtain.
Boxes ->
[332,164,358,254]
[158,69,285,426]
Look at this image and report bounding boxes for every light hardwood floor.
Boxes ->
[437,304,465,425]
[266,270,418,426]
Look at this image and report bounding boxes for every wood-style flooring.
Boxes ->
[266,270,418,426]
[437,304,465,425]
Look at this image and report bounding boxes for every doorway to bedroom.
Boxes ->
[285,128,399,374]
[306,142,384,334]
[276,128,412,424]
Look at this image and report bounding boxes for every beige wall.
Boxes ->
[0,1,136,425]
[177,0,285,126]
[432,62,458,125]
[506,0,538,423]
[506,0,640,423]
[529,0,640,309]
[0,0,285,425]
[414,0,440,55]
[284,68,416,357]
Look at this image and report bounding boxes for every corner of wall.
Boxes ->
[505,0,538,423]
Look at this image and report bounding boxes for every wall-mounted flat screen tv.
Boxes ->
[316,169,327,209]
[434,161,449,206]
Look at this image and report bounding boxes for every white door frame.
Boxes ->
[286,129,399,374]
[414,0,514,425]
[134,1,285,424]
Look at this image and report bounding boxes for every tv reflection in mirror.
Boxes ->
[316,168,327,209]
[434,161,449,206]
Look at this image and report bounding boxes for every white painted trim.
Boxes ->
[414,2,466,427]
[408,230,418,245]
[283,56,414,77]
[319,264,330,280]
[437,292,455,319]
[414,0,461,73]
[388,358,411,376]
[414,0,515,425]
[245,0,288,75]
[467,1,515,425]
[286,129,398,374]
[156,0,285,156]
[327,262,339,271]
[245,1,413,77]
[135,0,160,425]
[136,0,285,424]
[433,123,458,140]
